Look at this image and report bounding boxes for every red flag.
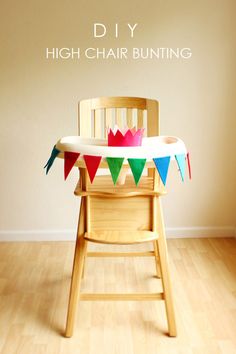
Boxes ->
[83,155,102,183]
[186,152,192,179]
[64,151,80,180]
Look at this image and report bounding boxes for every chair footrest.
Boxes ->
[80,293,164,301]
[84,230,158,244]
[87,251,155,257]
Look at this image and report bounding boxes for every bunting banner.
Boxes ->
[64,151,80,180]
[44,135,191,185]
[128,158,146,185]
[44,145,60,174]
[83,155,102,183]
[45,149,192,184]
[187,152,192,179]
[106,157,124,185]
[153,156,171,186]
[175,154,186,182]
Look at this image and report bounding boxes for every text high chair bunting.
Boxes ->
[45,96,191,337]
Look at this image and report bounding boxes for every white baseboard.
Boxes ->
[0,230,76,242]
[0,227,235,242]
[166,226,235,238]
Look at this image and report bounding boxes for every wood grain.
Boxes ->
[84,230,158,245]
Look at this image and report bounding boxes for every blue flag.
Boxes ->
[153,156,171,186]
[175,154,186,182]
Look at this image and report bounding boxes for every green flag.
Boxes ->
[106,157,124,185]
[128,158,146,185]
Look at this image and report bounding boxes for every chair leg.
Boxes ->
[156,198,177,337]
[65,198,86,338]
[82,240,88,278]
[153,241,161,278]
[65,236,86,337]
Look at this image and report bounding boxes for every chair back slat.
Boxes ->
[115,108,123,127]
[137,109,143,129]
[94,109,103,138]
[126,108,133,127]
[104,108,113,138]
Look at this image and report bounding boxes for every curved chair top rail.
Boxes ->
[80,96,155,110]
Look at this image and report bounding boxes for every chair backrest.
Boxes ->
[78,97,159,138]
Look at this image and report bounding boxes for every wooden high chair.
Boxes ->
[65,97,177,337]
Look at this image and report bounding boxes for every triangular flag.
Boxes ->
[175,154,186,182]
[186,152,192,179]
[153,156,171,186]
[44,145,60,174]
[64,151,80,180]
[83,155,102,183]
[128,158,146,185]
[106,157,124,185]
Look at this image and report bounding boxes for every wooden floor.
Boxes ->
[0,238,236,354]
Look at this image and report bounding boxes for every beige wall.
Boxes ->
[0,0,235,239]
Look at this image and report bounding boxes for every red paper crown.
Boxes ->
[108,126,144,147]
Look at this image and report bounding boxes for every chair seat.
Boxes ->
[84,230,158,245]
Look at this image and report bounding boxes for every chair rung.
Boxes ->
[87,251,156,257]
[80,292,164,301]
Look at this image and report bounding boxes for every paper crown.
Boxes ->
[108,126,144,147]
